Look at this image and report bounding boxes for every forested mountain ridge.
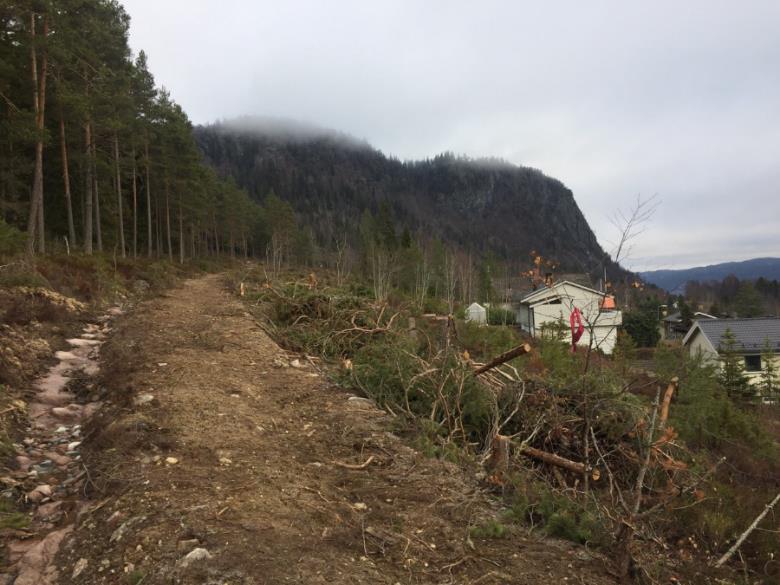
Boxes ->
[195,118,613,274]
[641,257,780,293]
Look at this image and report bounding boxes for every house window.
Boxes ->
[744,355,762,372]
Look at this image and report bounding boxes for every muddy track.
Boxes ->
[54,274,616,584]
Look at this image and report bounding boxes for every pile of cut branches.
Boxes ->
[241,274,739,583]
[250,280,400,357]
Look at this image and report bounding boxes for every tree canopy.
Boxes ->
[0,1,265,260]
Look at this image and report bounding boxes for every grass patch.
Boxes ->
[0,498,30,530]
[125,570,146,585]
[469,519,510,539]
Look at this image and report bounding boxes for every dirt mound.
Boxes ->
[9,287,87,314]
[0,325,52,387]
[0,286,87,387]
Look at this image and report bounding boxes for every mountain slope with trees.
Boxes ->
[194,118,619,277]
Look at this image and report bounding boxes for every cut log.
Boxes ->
[520,445,589,475]
[474,343,532,375]
[486,434,510,474]
[658,377,678,430]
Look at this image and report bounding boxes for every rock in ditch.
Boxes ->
[26,484,52,503]
[110,516,145,543]
[133,394,155,406]
[179,547,212,568]
[71,558,89,579]
[14,526,72,585]
[176,538,200,552]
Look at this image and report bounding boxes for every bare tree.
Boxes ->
[334,233,350,287]
[583,193,660,368]
[607,193,660,269]
[411,241,431,310]
[443,249,458,314]
[369,245,392,302]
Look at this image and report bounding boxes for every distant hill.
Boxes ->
[194,117,624,276]
[640,257,780,293]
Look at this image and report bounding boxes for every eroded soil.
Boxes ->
[55,275,617,584]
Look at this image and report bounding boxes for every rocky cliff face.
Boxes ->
[195,119,612,273]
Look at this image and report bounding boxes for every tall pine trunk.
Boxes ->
[213,213,220,256]
[92,134,102,252]
[190,222,196,258]
[131,146,137,258]
[145,137,152,257]
[59,116,76,248]
[113,133,125,258]
[164,176,172,261]
[83,122,93,254]
[26,12,48,255]
[178,196,184,264]
[155,196,161,257]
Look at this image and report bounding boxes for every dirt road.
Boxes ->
[58,274,615,584]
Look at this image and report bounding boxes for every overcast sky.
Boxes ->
[120,0,780,271]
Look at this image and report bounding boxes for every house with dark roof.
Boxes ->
[661,311,717,340]
[682,317,780,384]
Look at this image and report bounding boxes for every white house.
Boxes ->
[517,281,622,354]
[682,317,780,386]
[465,302,487,325]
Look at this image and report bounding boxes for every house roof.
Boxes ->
[663,311,716,323]
[520,280,606,304]
[496,277,536,302]
[682,317,780,353]
[498,274,593,303]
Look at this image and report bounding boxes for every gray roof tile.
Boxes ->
[695,318,780,353]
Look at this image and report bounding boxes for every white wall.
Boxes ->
[466,304,486,324]
[526,283,622,354]
[687,331,780,388]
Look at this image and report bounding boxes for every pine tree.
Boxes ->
[734,281,764,317]
[718,328,750,399]
[759,337,778,399]
[1,0,265,261]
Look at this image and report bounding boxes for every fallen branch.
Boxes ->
[519,445,589,476]
[714,491,780,568]
[473,343,532,375]
[658,377,679,430]
[333,455,375,470]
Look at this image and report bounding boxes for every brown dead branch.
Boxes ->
[333,310,399,337]
[333,455,375,470]
[590,427,630,514]
[473,343,532,376]
[519,445,591,476]
[658,377,678,430]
